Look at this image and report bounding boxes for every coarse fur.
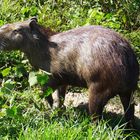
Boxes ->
[0,18,139,128]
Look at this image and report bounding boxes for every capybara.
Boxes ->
[0,18,139,127]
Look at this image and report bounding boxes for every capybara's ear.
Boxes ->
[29,18,40,40]
[30,17,38,22]
[29,17,38,31]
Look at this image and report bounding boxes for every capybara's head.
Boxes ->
[0,17,45,51]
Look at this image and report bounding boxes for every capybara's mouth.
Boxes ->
[0,44,4,51]
[0,40,7,51]
[0,40,2,51]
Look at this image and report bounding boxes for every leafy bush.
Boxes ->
[0,1,140,139]
[0,1,139,89]
[125,31,140,63]
[125,30,140,90]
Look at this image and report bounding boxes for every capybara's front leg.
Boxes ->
[57,85,67,108]
[42,77,60,108]
[51,85,67,108]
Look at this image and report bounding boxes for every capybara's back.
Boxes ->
[50,26,139,93]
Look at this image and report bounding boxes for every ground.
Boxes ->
[53,91,140,126]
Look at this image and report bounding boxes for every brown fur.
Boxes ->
[0,18,139,127]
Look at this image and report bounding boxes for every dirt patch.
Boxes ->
[58,92,140,119]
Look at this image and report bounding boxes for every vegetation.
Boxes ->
[0,0,140,139]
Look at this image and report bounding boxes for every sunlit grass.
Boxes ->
[0,89,139,140]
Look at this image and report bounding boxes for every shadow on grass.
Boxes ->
[103,111,140,136]
[72,103,140,136]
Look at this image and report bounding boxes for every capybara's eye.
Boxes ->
[13,29,19,34]
[12,29,23,37]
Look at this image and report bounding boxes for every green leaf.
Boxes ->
[105,13,113,19]
[6,106,17,118]
[28,72,37,87]
[0,97,5,107]
[4,83,14,90]
[44,87,53,97]
[30,6,38,16]
[122,15,127,24]
[0,20,4,26]
[1,87,11,94]
[1,83,14,94]
[21,7,30,17]
[21,7,30,15]
[37,74,49,86]
[14,65,27,78]
[2,67,11,77]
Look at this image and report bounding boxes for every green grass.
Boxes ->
[0,89,140,140]
[1,109,139,140]
[17,120,131,140]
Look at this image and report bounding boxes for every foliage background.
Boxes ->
[0,0,140,90]
[0,0,140,139]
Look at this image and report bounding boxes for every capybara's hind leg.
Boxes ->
[88,84,110,121]
[119,92,135,128]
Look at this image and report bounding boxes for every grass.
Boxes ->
[1,110,138,140]
[0,88,140,140]
[17,120,129,140]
